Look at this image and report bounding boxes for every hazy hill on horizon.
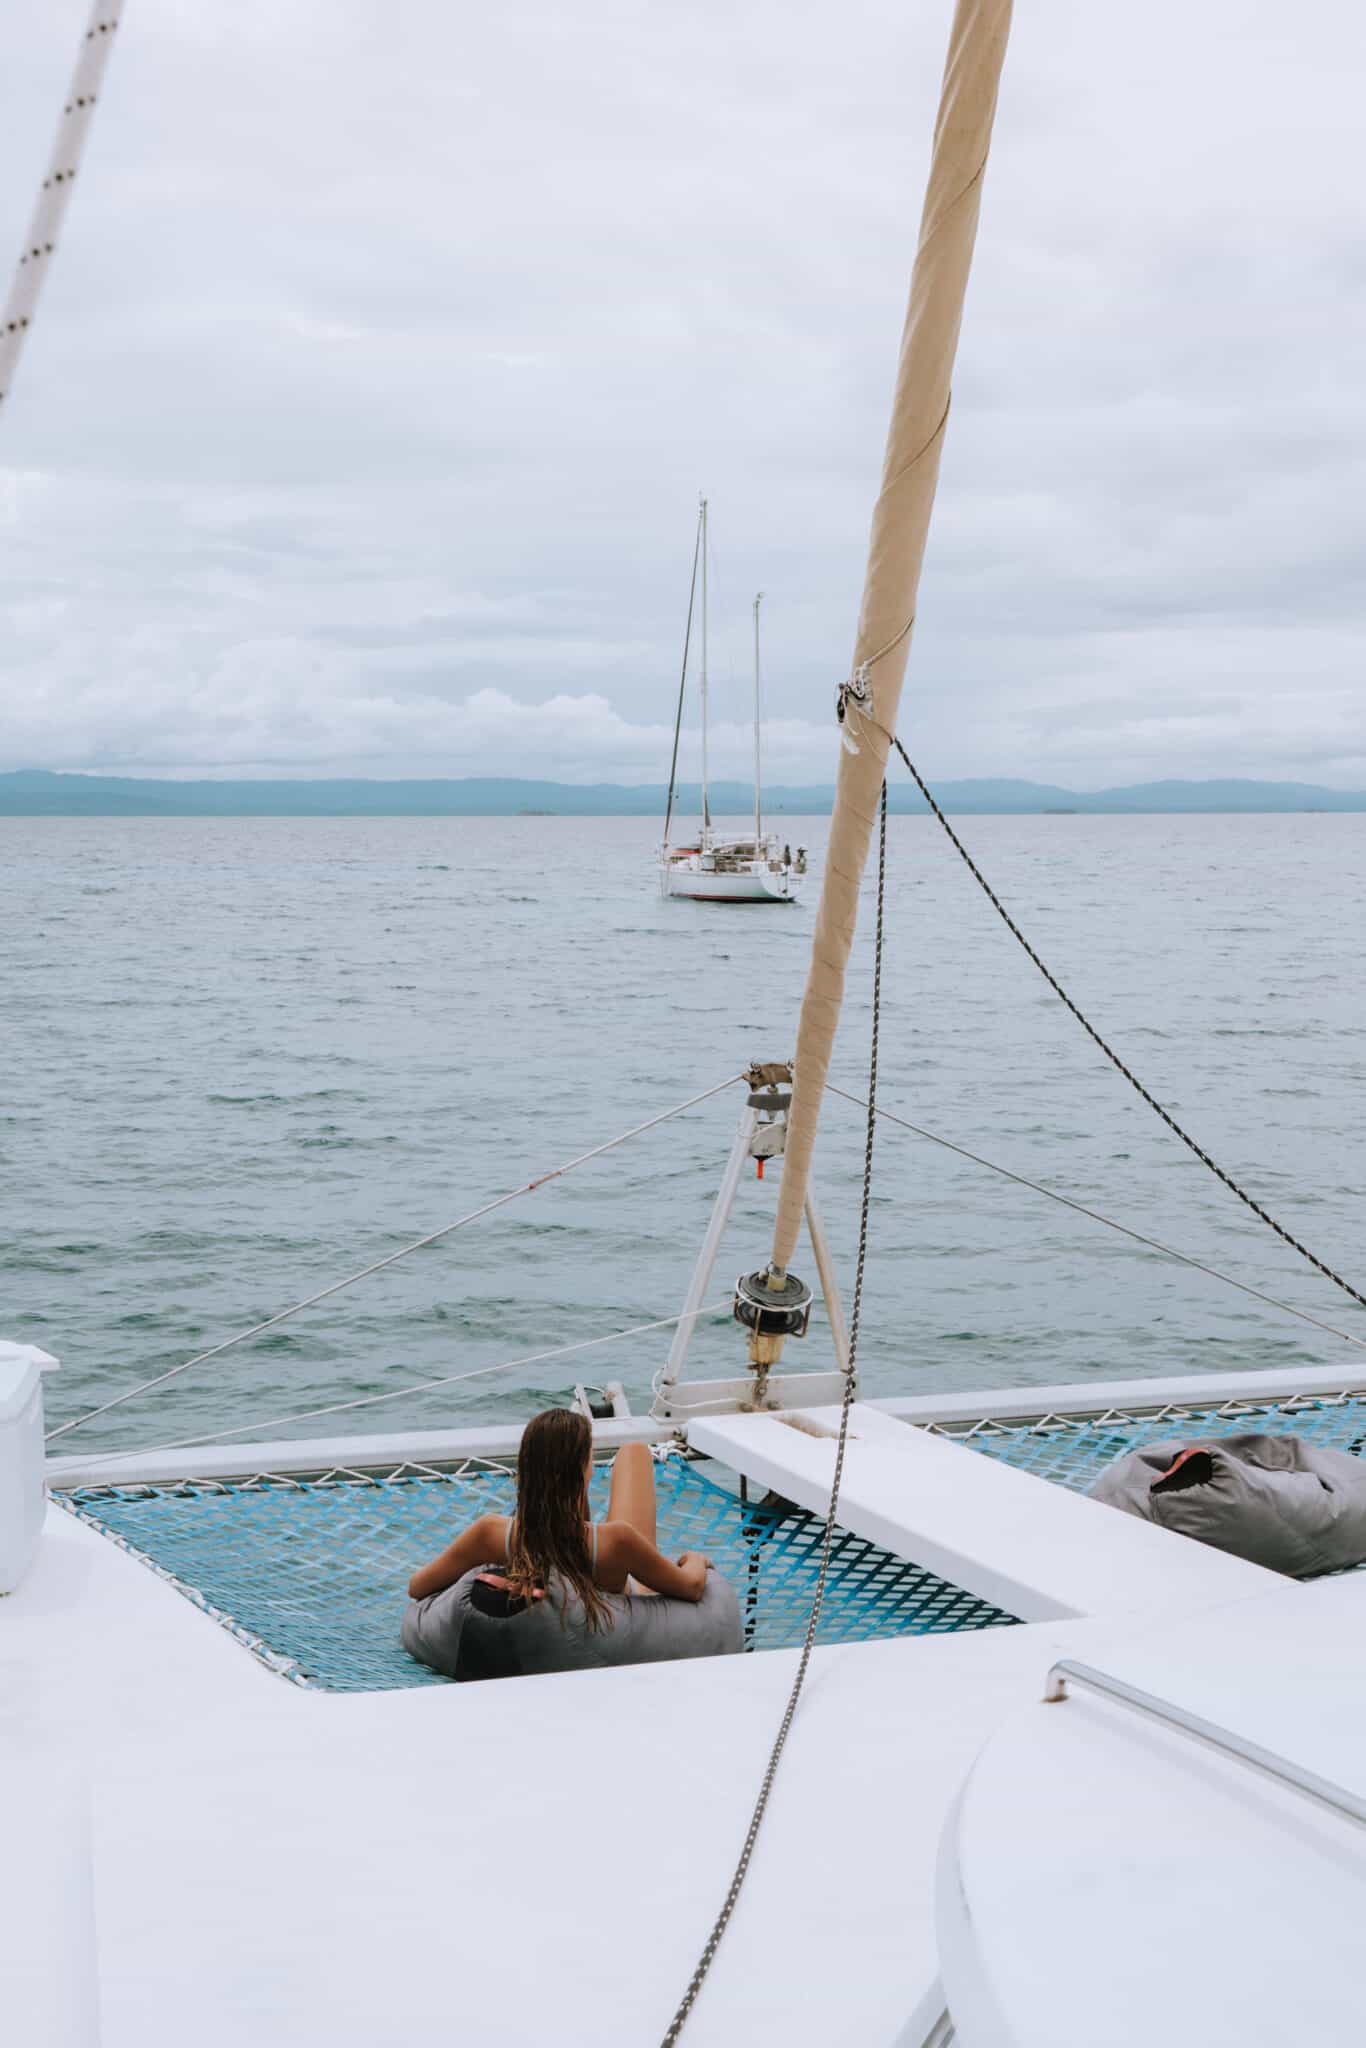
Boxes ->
[3,768,1366,817]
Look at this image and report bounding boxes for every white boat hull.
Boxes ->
[661,861,801,903]
[659,837,805,903]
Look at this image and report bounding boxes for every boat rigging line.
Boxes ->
[890,734,1366,1318]
[1,1,123,414]
[45,1072,746,1447]
[660,789,889,2045]
[823,1084,1366,1354]
[661,501,703,853]
[49,1299,735,1477]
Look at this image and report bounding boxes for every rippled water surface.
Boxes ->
[5,813,1365,1458]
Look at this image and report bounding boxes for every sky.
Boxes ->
[2,0,1364,788]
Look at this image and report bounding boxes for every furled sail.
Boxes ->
[770,0,1013,1282]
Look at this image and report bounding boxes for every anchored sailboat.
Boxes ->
[658,498,806,903]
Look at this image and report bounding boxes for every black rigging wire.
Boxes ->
[659,784,888,2045]
[891,735,1366,1316]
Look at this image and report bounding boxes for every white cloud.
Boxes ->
[3,0,1365,787]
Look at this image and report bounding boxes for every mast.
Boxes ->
[699,495,711,837]
[662,505,703,853]
[1,1,124,415]
[752,592,764,849]
[768,0,1013,1288]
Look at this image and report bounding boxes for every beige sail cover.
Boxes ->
[772,0,1013,1274]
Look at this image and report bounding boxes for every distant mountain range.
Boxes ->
[3,769,1366,818]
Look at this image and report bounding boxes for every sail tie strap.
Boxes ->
[892,736,1366,1317]
[834,612,918,756]
[835,665,877,754]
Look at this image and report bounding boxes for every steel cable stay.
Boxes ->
[50,1298,736,1477]
[822,1084,1366,1354]
[45,1073,746,1447]
[891,735,1366,1318]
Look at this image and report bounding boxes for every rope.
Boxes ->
[660,784,889,2045]
[48,1299,734,1476]
[892,738,1366,1318]
[46,1073,745,1446]
[824,1084,1366,1354]
[2,2,124,412]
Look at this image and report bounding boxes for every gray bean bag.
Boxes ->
[402,1566,742,1682]
[1089,1431,1366,1578]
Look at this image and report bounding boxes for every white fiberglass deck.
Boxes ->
[5,1501,1082,2047]
[10,1364,1366,2046]
[689,1403,1278,1621]
[940,1570,1366,2048]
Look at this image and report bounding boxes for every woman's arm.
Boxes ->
[603,1523,710,1601]
[407,1514,508,1600]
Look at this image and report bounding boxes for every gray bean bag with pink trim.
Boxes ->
[1088,1431,1366,1578]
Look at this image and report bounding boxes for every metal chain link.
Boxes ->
[659,785,888,2045]
[891,736,1366,1316]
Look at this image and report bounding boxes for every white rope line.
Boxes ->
[46,1073,745,1446]
[2,2,124,411]
[825,1083,1366,1353]
[51,1298,734,1476]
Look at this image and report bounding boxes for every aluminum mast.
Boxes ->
[752,592,764,852]
[699,495,711,839]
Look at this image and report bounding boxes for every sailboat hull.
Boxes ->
[663,860,802,901]
[660,854,803,903]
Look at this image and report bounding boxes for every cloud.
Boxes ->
[3,0,1365,785]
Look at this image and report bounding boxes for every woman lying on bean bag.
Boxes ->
[403,1407,741,1681]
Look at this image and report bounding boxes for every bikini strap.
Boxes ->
[591,1522,599,1572]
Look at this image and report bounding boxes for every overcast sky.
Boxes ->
[2,1,1363,787]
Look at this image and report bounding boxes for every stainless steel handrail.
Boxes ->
[1044,1657,1366,1831]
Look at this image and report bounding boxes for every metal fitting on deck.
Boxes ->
[733,1266,812,1371]
[747,1080,790,1165]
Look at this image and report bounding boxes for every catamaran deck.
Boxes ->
[9,1495,1087,2046]
[12,1362,1365,2044]
[41,1362,1366,1691]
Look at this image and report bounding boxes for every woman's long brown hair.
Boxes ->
[505,1408,612,1632]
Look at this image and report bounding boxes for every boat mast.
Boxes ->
[662,504,703,853]
[699,495,711,839]
[764,0,1013,1308]
[752,592,764,850]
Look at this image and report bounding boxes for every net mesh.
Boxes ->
[57,1453,1017,1693]
[939,1388,1366,1492]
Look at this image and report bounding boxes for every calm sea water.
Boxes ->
[5,813,1365,1459]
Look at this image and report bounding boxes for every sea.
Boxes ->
[6,812,1365,1460]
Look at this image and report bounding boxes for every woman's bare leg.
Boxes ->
[606,1441,657,1546]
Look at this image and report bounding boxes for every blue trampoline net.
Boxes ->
[940,1388,1366,1493]
[57,1453,1018,1693]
